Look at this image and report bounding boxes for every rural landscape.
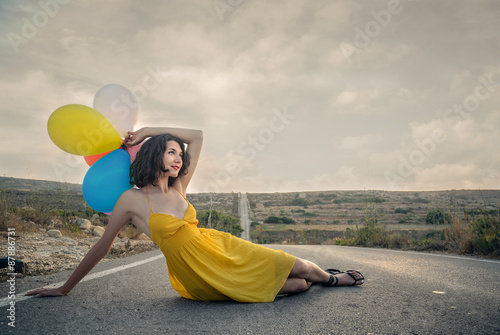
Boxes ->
[1,176,499,281]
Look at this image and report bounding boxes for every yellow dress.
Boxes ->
[147,189,296,303]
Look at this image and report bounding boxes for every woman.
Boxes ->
[27,127,364,302]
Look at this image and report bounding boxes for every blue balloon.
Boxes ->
[82,148,132,213]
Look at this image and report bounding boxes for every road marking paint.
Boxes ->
[282,244,500,264]
[432,291,446,294]
[356,247,500,264]
[0,254,164,307]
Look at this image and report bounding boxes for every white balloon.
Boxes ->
[93,84,139,137]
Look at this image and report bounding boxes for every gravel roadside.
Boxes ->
[0,230,158,282]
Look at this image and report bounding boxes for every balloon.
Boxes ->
[125,140,144,162]
[47,104,122,156]
[84,151,112,166]
[82,149,133,213]
[93,84,139,137]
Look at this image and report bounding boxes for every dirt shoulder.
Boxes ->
[0,230,159,282]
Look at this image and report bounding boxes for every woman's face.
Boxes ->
[162,140,183,176]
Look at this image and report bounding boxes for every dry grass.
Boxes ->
[1,202,94,239]
[0,213,40,233]
[121,224,143,239]
[442,217,474,254]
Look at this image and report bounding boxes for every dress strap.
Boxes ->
[145,185,153,214]
[172,187,188,201]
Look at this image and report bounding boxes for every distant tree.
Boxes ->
[198,209,243,236]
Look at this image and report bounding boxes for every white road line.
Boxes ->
[281,244,500,264]
[0,254,164,307]
[413,252,500,264]
[349,246,500,264]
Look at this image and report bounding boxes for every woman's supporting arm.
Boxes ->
[25,194,132,297]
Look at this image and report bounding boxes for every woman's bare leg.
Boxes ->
[278,258,364,294]
[278,278,312,295]
[290,258,330,280]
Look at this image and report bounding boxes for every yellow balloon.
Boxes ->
[47,104,122,156]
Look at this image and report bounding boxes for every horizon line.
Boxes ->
[1,176,499,194]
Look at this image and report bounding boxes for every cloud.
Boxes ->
[334,91,358,105]
[412,163,481,190]
[338,134,383,151]
[0,0,499,192]
[377,111,500,191]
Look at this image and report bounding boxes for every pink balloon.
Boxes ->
[125,141,144,162]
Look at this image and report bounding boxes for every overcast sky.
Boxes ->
[1,0,499,193]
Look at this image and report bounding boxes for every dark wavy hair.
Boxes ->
[130,134,191,188]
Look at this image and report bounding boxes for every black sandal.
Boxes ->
[322,274,339,286]
[322,269,341,286]
[344,270,365,286]
[322,270,364,286]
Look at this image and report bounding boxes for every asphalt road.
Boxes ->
[1,245,499,334]
[239,193,251,241]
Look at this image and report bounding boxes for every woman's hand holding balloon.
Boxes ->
[124,127,149,147]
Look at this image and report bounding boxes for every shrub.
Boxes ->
[334,198,356,204]
[470,215,500,256]
[289,198,309,206]
[299,212,317,217]
[386,232,409,249]
[412,231,446,251]
[335,239,353,246]
[395,207,413,214]
[465,208,499,218]
[426,209,452,225]
[364,197,387,203]
[264,216,296,224]
[318,193,338,199]
[354,225,385,246]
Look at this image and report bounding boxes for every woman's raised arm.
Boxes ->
[125,126,203,193]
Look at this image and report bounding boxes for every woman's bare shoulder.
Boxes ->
[113,188,149,223]
[121,187,147,202]
[114,188,145,212]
